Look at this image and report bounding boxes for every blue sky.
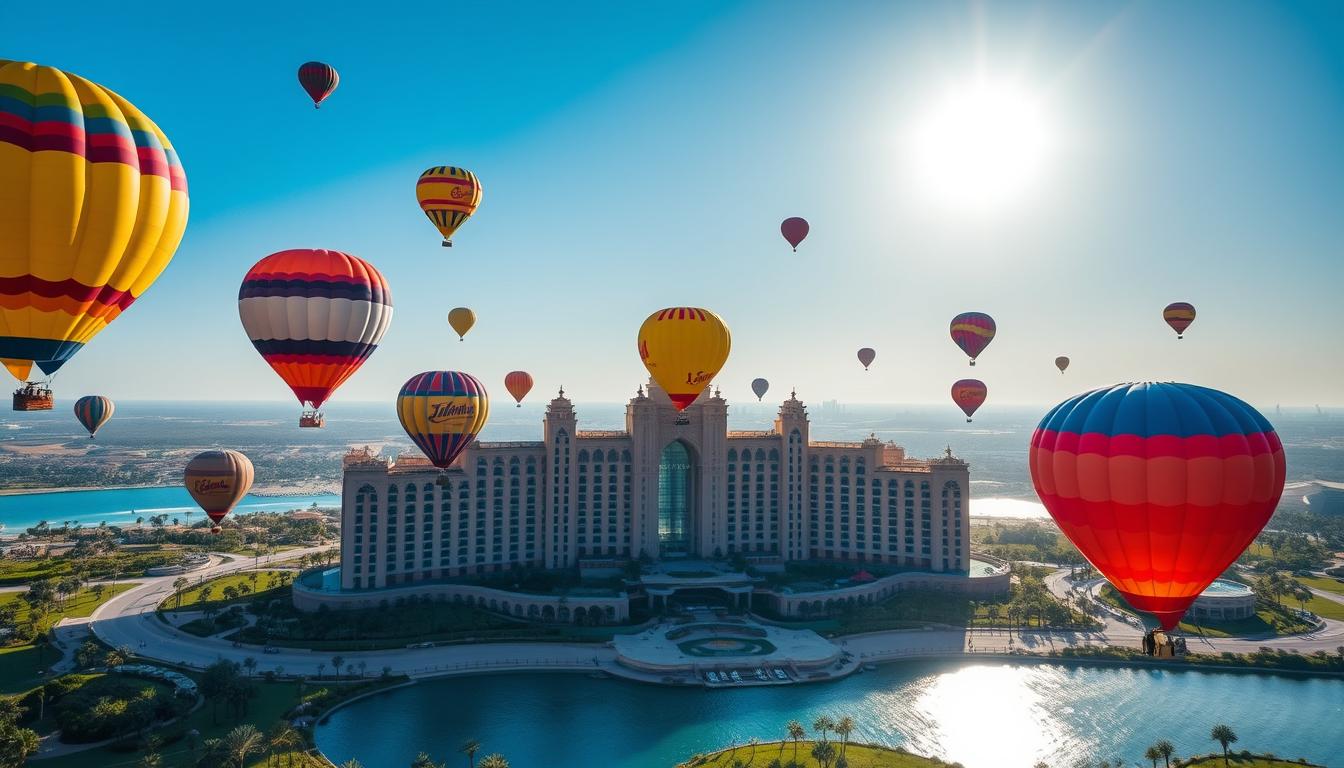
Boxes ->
[5,1,1343,411]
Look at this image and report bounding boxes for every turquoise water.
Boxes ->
[0,486,339,534]
[1202,579,1253,596]
[316,662,1344,768]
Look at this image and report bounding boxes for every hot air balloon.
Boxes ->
[950,312,995,365]
[951,379,987,422]
[0,60,188,407]
[504,371,534,407]
[751,378,769,401]
[417,167,482,246]
[1055,356,1070,374]
[637,308,731,411]
[1163,302,1196,339]
[1030,383,1285,630]
[297,61,339,108]
[73,395,114,438]
[857,348,876,370]
[448,307,476,341]
[184,450,255,534]
[238,249,393,428]
[781,217,809,251]
[397,372,490,478]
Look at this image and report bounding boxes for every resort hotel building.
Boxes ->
[294,381,1009,618]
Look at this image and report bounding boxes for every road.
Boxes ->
[50,559,1344,680]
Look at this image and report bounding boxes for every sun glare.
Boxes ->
[908,77,1055,214]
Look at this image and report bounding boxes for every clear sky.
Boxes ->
[5,0,1343,411]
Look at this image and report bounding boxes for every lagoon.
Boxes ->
[315,662,1344,768]
[0,486,339,535]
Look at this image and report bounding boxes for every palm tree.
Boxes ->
[340,762,365,768]
[460,739,480,768]
[478,756,509,768]
[1155,739,1175,768]
[267,723,301,768]
[811,740,837,768]
[172,577,189,608]
[747,737,759,764]
[226,724,264,768]
[834,715,854,757]
[787,720,805,763]
[138,752,162,768]
[1143,746,1161,768]
[332,655,345,681]
[1210,724,1238,765]
[317,662,326,680]
[243,657,257,677]
[813,715,834,743]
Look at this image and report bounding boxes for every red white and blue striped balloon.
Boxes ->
[73,395,114,437]
[238,249,392,410]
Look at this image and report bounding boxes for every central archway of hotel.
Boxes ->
[658,441,694,557]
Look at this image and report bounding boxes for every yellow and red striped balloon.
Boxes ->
[417,167,481,246]
[637,307,731,411]
[0,60,189,383]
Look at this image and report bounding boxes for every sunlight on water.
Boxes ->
[904,665,1070,765]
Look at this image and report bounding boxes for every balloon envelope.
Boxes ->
[1030,383,1285,629]
[1055,356,1070,373]
[417,167,482,245]
[950,312,996,365]
[238,249,393,409]
[1163,302,1196,338]
[73,395,114,437]
[951,379,987,421]
[297,61,339,108]
[857,348,876,370]
[448,307,476,340]
[638,307,731,411]
[184,450,255,529]
[0,60,188,379]
[751,378,769,401]
[504,371,534,407]
[781,217,809,251]
[397,371,490,469]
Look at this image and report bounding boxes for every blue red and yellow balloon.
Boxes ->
[184,449,255,533]
[0,60,188,383]
[1163,302,1196,339]
[239,249,393,414]
[397,371,490,469]
[951,379,987,422]
[73,395,114,437]
[1030,383,1285,630]
[297,62,339,108]
[417,167,482,246]
[950,312,995,365]
[638,308,731,411]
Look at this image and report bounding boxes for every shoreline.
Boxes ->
[0,483,340,498]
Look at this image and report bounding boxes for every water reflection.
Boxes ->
[315,662,1344,768]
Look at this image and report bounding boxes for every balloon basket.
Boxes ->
[442,240,453,247]
[13,383,54,411]
[299,411,326,428]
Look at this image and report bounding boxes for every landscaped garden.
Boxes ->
[163,569,292,611]
[0,581,137,694]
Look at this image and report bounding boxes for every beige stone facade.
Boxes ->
[337,381,971,592]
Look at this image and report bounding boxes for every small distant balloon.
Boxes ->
[504,371,534,407]
[1055,356,1070,374]
[751,378,769,401]
[951,379,987,422]
[184,450,254,534]
[857,348,876,370]
[1163,302,1196,339]
[73,396,114,438]
[448,307,476,341]
[297,62,339,108]
[781,217,809,251]
[950,312,996,365]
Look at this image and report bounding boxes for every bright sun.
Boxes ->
[908,77,1055,214]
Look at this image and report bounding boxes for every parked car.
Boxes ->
[706,671,720,682]
[263,646,280,654]
[754,669,768,680]
[729,670,742,682]
[773,669,788,680]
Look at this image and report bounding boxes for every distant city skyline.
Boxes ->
[5,1,1343,407]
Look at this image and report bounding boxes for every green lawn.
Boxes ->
[682,741,954,768]
[165,570,288,610]
[1181,755,1323,767]
[0,582,136,626]
[1295,574,1344,596]
[1098,585,1315,637]
[1303,593,1344,620]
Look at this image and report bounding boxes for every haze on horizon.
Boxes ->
[4,1,1343,409]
